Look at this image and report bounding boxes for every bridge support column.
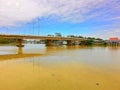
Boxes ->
[80,41,86,46]
[110,42,119,46]
[67,40,73,46]
[46,40,53,46]
[16,39,24,47]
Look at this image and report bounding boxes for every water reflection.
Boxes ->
[0,46,43,60]
[0,45,120,61]
[108,46,120,50]
[18,47,23,55]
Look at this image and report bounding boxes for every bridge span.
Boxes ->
[0,34,85,46]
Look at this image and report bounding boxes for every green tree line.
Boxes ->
[0,38,17,44]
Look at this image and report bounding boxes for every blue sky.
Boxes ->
[0,0,120,39]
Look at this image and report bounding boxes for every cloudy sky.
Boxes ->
[0,0,120,39]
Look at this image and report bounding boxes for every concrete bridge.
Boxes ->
[0,34,85,46]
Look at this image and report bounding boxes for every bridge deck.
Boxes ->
[0,34,84,41]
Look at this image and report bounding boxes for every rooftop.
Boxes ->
[109,37,119,41]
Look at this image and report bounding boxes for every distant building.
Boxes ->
[109,37,119,46]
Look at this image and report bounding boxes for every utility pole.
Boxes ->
[38,17,40,36]
[33,19,34,35]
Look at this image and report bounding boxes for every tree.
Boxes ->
[47,34,54,37]
[78,36,84,38]
[0,38,17,44]
[67,35,75,37]
[55,33,62,37]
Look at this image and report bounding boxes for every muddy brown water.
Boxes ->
[0,44,120,90]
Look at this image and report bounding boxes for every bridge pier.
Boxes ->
[16,39,24,47]
[109,42,119,46]
[79,41,86,46]
[67,40,73,46]
[46,40,53,46]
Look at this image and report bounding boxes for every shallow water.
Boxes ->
[0,44,120,90]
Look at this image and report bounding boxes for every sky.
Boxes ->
[0,0,120,39]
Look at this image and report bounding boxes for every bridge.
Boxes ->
[0,17,86,46]
[0,34,85,46]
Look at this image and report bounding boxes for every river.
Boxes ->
[0,44,120,90]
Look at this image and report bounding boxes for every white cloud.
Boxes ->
[0,0,120,27]
[105,16,120,21]
[0,0,51,26]
[90,29,120,39]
